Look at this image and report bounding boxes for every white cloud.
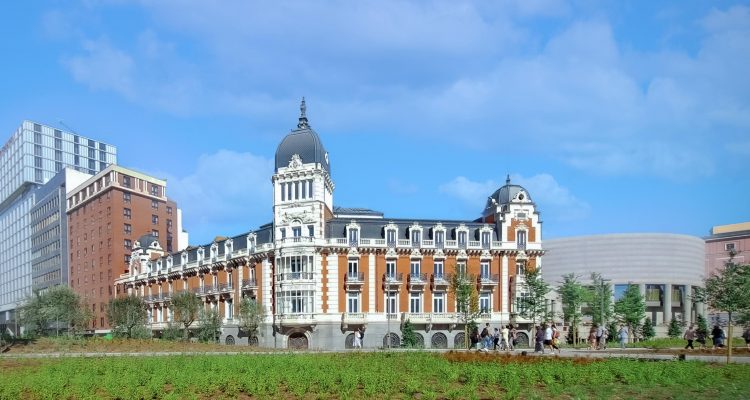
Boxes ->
[59,3,750,180]
[440,174,589,222]
[162,150,274,244]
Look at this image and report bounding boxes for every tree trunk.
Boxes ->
[727,312,732,365]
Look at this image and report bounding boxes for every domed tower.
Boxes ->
[482,174,541,248]
[271,99,333,339]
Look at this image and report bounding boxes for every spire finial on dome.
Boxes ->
[297,97,309,129]
[506,174,511,185]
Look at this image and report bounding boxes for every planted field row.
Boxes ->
[1,352,748,399]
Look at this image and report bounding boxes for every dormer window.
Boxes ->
[210,245,218,259]
[167,256,173,269]
[348,228,359,247]
[517,230,527,250]
[434,230,445,249]
[181,252,187,266]
[457,231,467,249]
[225,240,233,254]
[197,247,205,261]
[481,231,491,249]
[411,229,421,247]
[386,229,396,247]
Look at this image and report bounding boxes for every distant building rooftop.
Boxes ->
[711,221,750,235]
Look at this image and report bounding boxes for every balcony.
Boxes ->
[430,313,457,324]
[431,273,451,290]
[404,313,430,324]
[382,273,403,290]
[242,278,257,289]
[408,273,429,290]
[218,282,233,293]
[478,274,499,289]
[276,313,315,326]
[344,272,365,289]
[277,272,315,282]
[278,236,315,246]
[343,312,367,324]
[192,286,209,296]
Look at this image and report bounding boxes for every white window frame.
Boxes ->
[433,292,445,313]
[409,292,422,313]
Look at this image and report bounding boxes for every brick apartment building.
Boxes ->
[67,165,184,332]
[705,221,750,277]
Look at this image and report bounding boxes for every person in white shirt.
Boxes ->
[353,328,362,349]
[543,324,553,354]
[501,325,510,351]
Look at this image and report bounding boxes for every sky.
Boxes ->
[1,1,748,245]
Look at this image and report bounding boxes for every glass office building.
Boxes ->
[0,121,116,330]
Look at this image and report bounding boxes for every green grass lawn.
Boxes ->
[1,352,748,399]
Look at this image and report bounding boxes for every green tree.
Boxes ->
[694,251,750,364]
[518,267,550,337]
[450,266,480,348]
[588,273,613,326]
[695,313,709,336]
[238,297,265,340]
[401,320,419,348]
[559,273,589,345]
[170,291,202,340]
[19,286,90,337]
[641,317,655,340]
[106,295,148,339]
[667,317,682,338]
[614,284,645,343]
[196,309,221,343]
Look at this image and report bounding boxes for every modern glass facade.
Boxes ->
[0,121,116,326]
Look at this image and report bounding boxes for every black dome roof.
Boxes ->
[485,175,533,209]
[274,98,330,173]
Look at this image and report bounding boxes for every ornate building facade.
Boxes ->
[114,100,543,349]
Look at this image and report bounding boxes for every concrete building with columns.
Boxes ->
[114,100,543,349]
[542,233,705,336]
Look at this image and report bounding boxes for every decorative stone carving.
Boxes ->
[288,154,303,169]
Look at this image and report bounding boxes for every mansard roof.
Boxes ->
[325,218,498,241]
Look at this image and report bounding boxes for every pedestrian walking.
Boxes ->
[618,325,628,349]
[551,323,561,354]
[543,324,554,354]
[535,325,545,353]
[480,323,491,351]
[501,325,510,351]
[711,325,725,349]
[743,326,750,350]
[470,327,480,350]
[588,326,597,350]
[696,327,707,350]
[601,326,609,350]
[683,325,696,350]
[493,328,500,351]
[509,325,517,351]
[353,328,362,349]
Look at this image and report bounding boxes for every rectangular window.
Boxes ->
[152,215,159,225]
[294,181,299,200]
[481,232,491,248]
[88,148,95,158]
[281,183,286,201]
[456,262,466,276]
[411,230,421,247]
[280,228,286,239]
[386,292,397,314]
[167,206,173,215]
[286,183,292,201]
[33,123,42,132]
[480,261,490,280]
[151,200,158,210]
[152,230,159,237]
[387,229,396,247]
[123,208,131,220]
[347,292,359,313]
[433,260,444,278]
[479,293,491,313]
[725,243,736,251]
[123,193,131,203]
[301,180,306,198]
[292,226,301,237]
[347,259,358,278]
[35,168,43,183]
[54,138,62,149]
[386,261,396,279]
[55,162,62,172]
[308,180,313,197]
[100,162,106,171]
[433,293,445,313]
[124,239,132,249]
[124,224,132,235]
[435,231,444,248]
[517,231,527,250]
[348,228,359,246]
[88,159,96,170]
[458,231,467,247]
[88,139,95,147]
[54,129,62,138]
[99,150,106,160]
[122,176,131,188]
[410,260,420,277]
[34,156,42,167]
[409,293,422,313]
[150,185,159,196]
[55,150,62,161]
[308,225,314,237]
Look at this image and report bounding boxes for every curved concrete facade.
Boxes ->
[543,233,705,329]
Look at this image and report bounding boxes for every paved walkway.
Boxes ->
[2,347,749,363]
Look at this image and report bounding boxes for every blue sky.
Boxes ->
[1,1,748,245]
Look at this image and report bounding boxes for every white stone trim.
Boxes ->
[501,255,509,314]
[326,254,338,314]
[368,253,376,312]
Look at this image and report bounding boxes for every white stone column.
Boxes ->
[262,257,273,317]
[315,254,323,314]
[683,285,692,325]
[663,284,672,324]
[501,255,509,314]
[368,253,376,313]
[326,253,339,314]
[237,264,243,299]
